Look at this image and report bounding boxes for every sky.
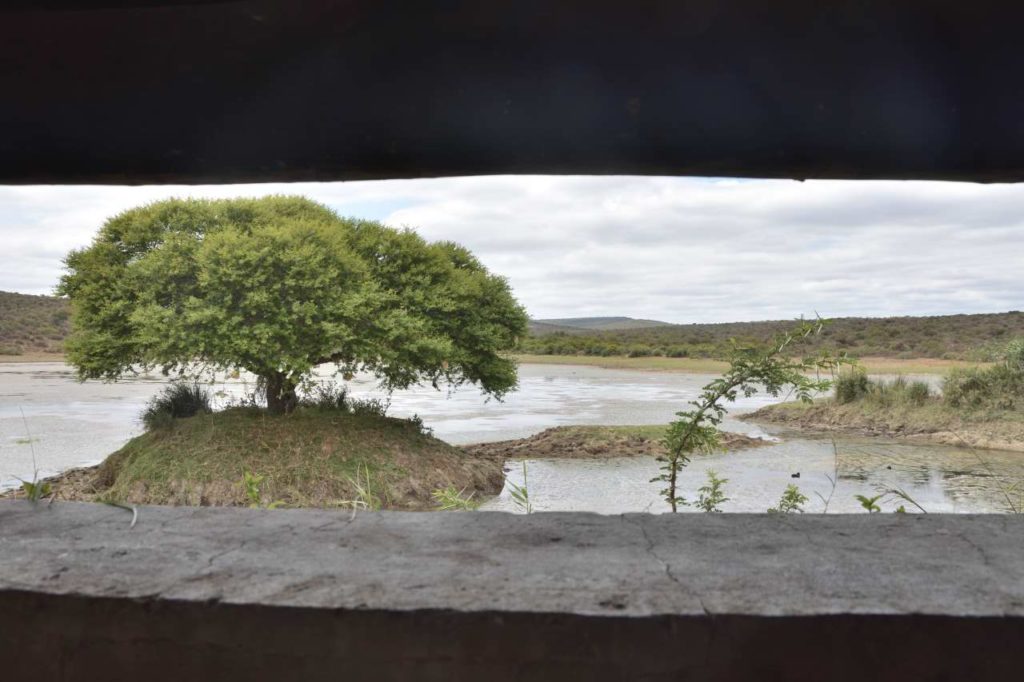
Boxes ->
[0,176,1021,324]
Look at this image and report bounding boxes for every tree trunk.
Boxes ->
[265,372,298,415]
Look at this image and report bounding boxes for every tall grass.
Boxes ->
[141,382,213,430]
[834,338,1024,412]
[833,370,932,407]
[943,337,1024,411]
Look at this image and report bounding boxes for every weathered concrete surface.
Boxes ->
[2,501,1023,680]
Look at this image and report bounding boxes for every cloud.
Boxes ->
[0,176,1020,323]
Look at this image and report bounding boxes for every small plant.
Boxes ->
[695,469,729,513]
[834,368,869,404]
[242,470,265,506]
[768,484,809,514]
[655,318,846,512]
[240,471,285,509]
[142,382,212,430]
[885,487,928,513]
[14,406,52,503]
[349,396,391,418]
[300,381,349,411]
[855,494,883,513]
[432,485,480,511]
[19,478,52,503]
[346,463,383,511]
[905,380,932,406]
[508,462,533,514]
[408,413,434,437]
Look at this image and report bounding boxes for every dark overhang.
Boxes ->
[3,1,1023,184]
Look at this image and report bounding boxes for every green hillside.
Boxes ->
[520,311,1024,361]
[0,291,70,355]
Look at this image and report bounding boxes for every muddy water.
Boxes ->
[1,362,1018,513]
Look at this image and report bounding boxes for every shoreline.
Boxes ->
[461,425,770,460]
[0,352,66,364]
[744,400,1024,453]
[513,353,988,375]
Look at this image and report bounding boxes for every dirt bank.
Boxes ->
[746,401,1024,453]
[461,424,770,460]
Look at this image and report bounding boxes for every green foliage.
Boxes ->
[834,368,870,404]
[695,469,729,513]
[345,463,383,511]
[58,196,527,414]
[834,373,934,408]
[407,413,434,437]
[520,311,1024,362]
[768,484,809,514]
[298,381,349,411]
[241,470,285,509]
[855,494,883,513]
[241,470,264,506]
[904,380,932,406]
[432,485,481,511]
[943,340,1024,411]
[19,479,52,503]
[885,487,928,513]
[654,318,847,511]
[349,396,390,418]
[141,382,212,430]
[508,462,533,514]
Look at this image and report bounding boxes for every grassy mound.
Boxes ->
[461,424,768,460]
[747,396,1024,453]
[748,349,1024,453]
[52,408,504,509]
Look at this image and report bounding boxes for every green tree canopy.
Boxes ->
[59,196,528,413]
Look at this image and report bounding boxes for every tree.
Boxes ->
[58,196,528,414]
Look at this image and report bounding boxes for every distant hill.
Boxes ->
[4,289,1022,363]
[529,316,672,335]
[0,291,70,355]
[521,311,1024,361]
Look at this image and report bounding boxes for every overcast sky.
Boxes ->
[1,176,1021,324]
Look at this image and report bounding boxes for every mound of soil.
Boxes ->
[6,409,505,510]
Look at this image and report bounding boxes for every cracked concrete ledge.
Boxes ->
[2,501,1023,680]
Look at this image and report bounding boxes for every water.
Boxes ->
[1,362,1018,513]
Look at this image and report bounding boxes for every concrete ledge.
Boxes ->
[2,502,1023,679]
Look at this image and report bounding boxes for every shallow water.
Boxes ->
[478,436,1024,514]
[1,362,1018,513]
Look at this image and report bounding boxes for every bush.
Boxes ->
[943,364,1023,411]
[299,382,349,411]
[142,382,213,430]
[834,369,869,404]
[905,380,932,406]
[835,371,932,408]
[349,396,390,417]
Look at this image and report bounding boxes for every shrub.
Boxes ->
[905,380,931,406]
[834,369,869,404]
[142,382,212,430]
[300,382,349,411]
[349,396,390,417]
[943,364,1023,411]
